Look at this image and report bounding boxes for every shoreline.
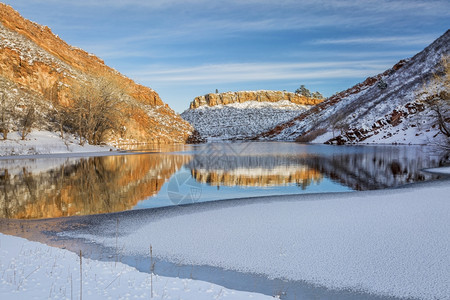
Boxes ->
[0,130,190,159]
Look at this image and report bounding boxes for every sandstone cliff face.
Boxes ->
[0,3,192,144]
[189,90,323,109]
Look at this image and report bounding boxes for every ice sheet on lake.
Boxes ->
[65,180,450,300]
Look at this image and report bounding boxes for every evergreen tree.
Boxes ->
[312,91,324,99]
[295,85,311,97]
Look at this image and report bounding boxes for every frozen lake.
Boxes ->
[1,142,449,299]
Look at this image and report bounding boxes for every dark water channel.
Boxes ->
[0,142,448,299]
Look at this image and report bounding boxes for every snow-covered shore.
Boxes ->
[0,233,271,300]
[0,131,116,157]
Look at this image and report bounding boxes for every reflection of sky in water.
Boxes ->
[133,166,353,210]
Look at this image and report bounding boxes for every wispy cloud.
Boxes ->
[16,0,449,13]
[8,0,449,34]
[312,34,439,46]
[129,60,392,85]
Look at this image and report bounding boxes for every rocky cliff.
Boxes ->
[182,90,323,142]
[0,3,192,145]
[189,90,323,109]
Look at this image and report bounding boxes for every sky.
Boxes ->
[3,0,449,113]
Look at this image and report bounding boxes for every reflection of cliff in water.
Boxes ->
[188,155,323,188]
[0,154,190,219]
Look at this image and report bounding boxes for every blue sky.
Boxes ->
[4,0,449,112]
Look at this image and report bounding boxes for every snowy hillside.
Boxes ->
[181,100,312,141]
[258,30,450,146]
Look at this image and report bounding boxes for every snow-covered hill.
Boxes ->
[258,30,450,146]
[181,99,313,141]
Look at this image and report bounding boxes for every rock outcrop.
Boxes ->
[189,90,323,109]
[182,91,323,142]
[0,3,192,144]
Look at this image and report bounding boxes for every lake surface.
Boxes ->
[0,142,446,219]
[0,142,448,299]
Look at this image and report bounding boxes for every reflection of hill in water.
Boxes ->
[189,156,322,187]
[304,151,442,190]
[0,154,190,219]
[188,147,442,190]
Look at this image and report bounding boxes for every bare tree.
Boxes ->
[330,111,348,138]
[420,55,450,142]
[0,92,17,140]
[0,92,10,139]
[50,101,69,139]
[68,78,124,145]
[19,103,36,140]
[48,76,68,139]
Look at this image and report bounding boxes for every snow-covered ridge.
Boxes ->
[182,100,313,142]
[258,30,450,145]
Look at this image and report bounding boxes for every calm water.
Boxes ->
[0,142,445,219]
[0,142,448,299]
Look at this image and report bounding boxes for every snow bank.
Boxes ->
[0,130,116,157]
[0,233,271,300]
[71,180,450,300]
